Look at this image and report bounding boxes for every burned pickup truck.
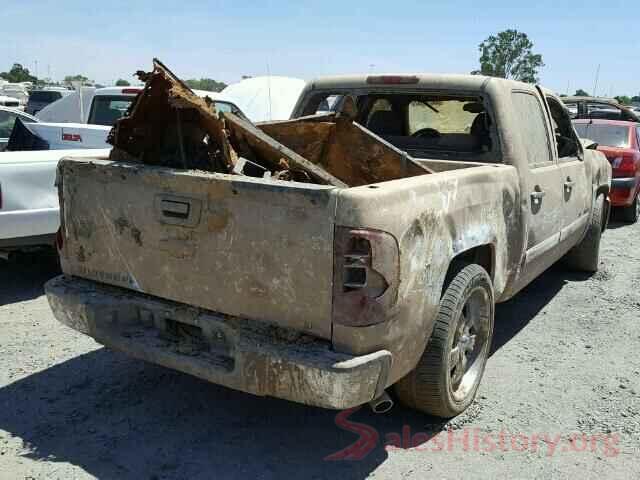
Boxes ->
[46,62,611,417]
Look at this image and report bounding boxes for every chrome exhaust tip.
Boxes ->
[369,391,394,414]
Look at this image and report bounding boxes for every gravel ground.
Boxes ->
[0,220,639,479]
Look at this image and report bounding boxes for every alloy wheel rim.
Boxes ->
[449,286,490,402]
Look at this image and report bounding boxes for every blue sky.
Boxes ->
[2,0,639,96]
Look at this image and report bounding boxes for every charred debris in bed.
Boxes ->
[107,58,432,188]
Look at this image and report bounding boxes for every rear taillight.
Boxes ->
[62,133,82,142]
[343,236,388,295]
[333,227,399,327]
[612,153,637,176]
[122,88,141,95]
[55,227,64,250]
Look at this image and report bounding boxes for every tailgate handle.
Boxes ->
[154,194,202,227]
[161,199,191,219]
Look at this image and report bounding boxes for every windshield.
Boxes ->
[573,123,630,148]
[88,95,135,126]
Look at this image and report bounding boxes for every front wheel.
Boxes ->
[620,195,639,224]
[394,263,494,417]
[564,194,604,272]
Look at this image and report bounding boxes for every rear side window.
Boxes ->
[511,92,553,167]
[573,124,630,148]
[88,96,134,126]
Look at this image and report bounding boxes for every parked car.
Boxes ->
[0,95,22,109]
[0,106,38,151]
[0,84,29,108]
[221,76,306,122]
[573,119,640,222]
[46,72,611,418]
[563,96,640,122]
[0,97,246,257]
[25,88,73,115]
[35,87,96,123]
[0,148,112,259]
[35,87,141,126]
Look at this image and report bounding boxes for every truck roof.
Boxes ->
[304,73,532,93]
[95,86,143,96]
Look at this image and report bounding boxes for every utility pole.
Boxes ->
[592,64,600,98]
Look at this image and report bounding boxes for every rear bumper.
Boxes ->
[45,275,392,410]
[610,177,638,206]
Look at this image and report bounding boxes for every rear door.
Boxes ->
[543,94,590,247]
[511,90,563,266]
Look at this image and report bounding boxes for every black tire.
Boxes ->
[564,194,604,273]
[394,263,494,417]
[620,195,639,224]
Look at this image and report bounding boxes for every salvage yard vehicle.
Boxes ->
[0,95,22,109]
[0,148,111,258]
[0,94,247,258]
[563,96,640,123]
[25,87,73,115]
[45,63,611,418]
[573,119,640,223]
[35,87,141,126]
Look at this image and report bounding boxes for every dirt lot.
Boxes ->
[1,220,639,479]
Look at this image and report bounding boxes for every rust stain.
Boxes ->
[107,58,431,188]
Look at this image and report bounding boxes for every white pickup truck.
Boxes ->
[0,95,246,258]
[0,148,111,258]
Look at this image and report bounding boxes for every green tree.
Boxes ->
[184,78,227,92]
[472,29,544,83]
[0,63,37,83]
[115,79,131,86]
[574,89,590,97]
[614,95,632,105]
[63,74,92,86]
[632,95,640,103]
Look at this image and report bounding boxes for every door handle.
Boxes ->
[564,177,575,190]
[531,189,545,206]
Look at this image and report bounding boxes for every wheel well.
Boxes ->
[442,245,494,294]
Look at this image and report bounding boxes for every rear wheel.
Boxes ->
[394,263,494,417]
[564,194,604,272]
[620,195,639,224]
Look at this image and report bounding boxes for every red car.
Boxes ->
[573,119,640,223]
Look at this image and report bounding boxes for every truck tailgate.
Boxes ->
[58,158,338,339]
